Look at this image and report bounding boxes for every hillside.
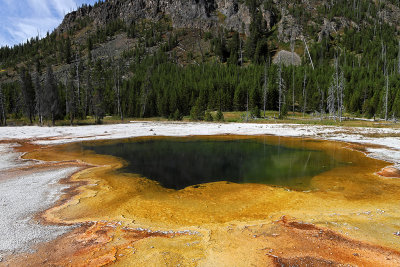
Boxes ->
[0,0,400,125]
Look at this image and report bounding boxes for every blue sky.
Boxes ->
[0,0,96,47]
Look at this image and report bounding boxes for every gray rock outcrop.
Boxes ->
[272,50,301,66]
[58,0,254,34]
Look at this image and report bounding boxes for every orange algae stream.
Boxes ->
[21,135,400,265]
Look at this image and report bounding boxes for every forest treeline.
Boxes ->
[1,0,400,125]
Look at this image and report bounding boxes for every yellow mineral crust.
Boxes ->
[9,135,400,266]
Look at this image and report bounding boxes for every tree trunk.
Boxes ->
[76,52,81,115]
[278,58,284,119]
[303,37,315,69]
[0,85,6,126]
[291,37,295,115]
[116,64,123,121]
[302,70,307,117]
[335,55,339,121]
[65,77,68,117]
[263,61,268,118]
[246,89,249,122]
[385,73,389,121]
[70,111,74,125]
[398,40,400,74]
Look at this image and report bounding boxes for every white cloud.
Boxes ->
[6,17,60,43]
[0,34,8,48]
[0,0,95,47]
[50,0,77,17]
[26,0,52,17]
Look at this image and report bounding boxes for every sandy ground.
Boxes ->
[0,167,79,259]
[0,140,82,260]
[1,121,400,266]
[0,143,30,172]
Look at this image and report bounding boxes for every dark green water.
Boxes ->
[82,137,341,190]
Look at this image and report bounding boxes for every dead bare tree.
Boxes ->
[303,36,324,118]
[239,34,243,66]
[277,55,286,118]
[338,71,344,122]
[398,40,400,75]
[75,52,81,111]
[385,69,389,121]
[114,59,123,121]
[85,66,92,117]
[246,88,249,122]
[0,83,6,126]
[383,43,389,121]
[328,53,345,122]
[64,75,68,118]
[302,69,307,117]
[85,52,93,118]
[303,36,315,70]
[44,65,60,126]
[333,54,340,120]
[34,69,43,126]
[327,78,336,119]
[197,30,205,64]
[336,50,345,122]
[239,24,244,66]
[20,68,36,124]
[140,66,153,117]
[291,33,295,114]
[66,74,76,125]
[262,59,268,118]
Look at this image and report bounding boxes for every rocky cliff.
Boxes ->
[58,0,253,34]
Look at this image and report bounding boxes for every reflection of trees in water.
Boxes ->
[83,139,339,190]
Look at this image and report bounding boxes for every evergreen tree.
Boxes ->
[216,109,224,121]
[20,68,35,123]
[44,65,60,125]
[66,72,77,125]
[65,37,72,64]
[205,110,213,121]
[34,60,44,126]
[140,66,154,117]
[190,99,205,120]
[228,32,240,65]
[0,83,6,126]
[93,59,106,123]
[246,4,269,62]
[212,31,229,63]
